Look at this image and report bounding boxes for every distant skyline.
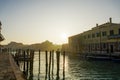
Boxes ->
[0,0,120,44]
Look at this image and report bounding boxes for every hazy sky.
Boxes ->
[0,0,120,44]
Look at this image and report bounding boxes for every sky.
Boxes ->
[0,0,120,45]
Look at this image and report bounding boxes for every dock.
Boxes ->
[0,53,25,80]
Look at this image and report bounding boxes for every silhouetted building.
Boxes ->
[69,18,120,54]
[61,44,69,52]
[0,21,4,42]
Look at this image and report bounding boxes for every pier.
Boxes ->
[0,53,25,80]
[0,48,66,80]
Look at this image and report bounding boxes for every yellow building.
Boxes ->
[69,18,120,55]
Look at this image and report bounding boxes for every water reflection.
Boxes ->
[35,51,68,80]
[19,52,120,80]
[68,55,120,80]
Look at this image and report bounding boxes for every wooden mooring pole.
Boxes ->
[26,49,29,76]
[23,50,26,73]
[29,50,34,80]
[16,49,19,66]
[45,51,48,80]
[56,50,60,80]
[51,50,54,79]
[39,50,41,74]
[48,51,52,79]
[63,51,65,80]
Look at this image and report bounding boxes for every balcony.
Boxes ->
[108,34,120,39]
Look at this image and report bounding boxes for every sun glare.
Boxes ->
[61,33,68,43]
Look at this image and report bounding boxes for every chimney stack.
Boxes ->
[109,17,112,23]
[96,23,98,27]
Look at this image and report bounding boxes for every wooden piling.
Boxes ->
[23,50,26,72]
[45,51,48,80]
[48,51,52,79]
[29,50,34,80]
[63,51,65,80]
[26,49,29,75]
[39,50,41,73]
[56,50,60,80]
[29,60,33,80]
[51,50,54,79]
[13,49,35,79]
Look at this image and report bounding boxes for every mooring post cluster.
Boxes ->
[13,49,66,80]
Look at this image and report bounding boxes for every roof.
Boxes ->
[69,19,120,38]
[92,22,120,30]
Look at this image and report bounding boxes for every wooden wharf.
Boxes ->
[0,48,66,80]
[0,53,25,80]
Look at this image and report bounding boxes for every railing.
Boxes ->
[108,34,120,39]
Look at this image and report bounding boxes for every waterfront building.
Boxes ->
[0,21,5,52]
[61,44,69,52]
[0,21,4,42]
[69,18,120,55]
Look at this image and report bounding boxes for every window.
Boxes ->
[92,33,95,38]
[102,31,107,36]
[103,43,106,49]
[110,30,114,36]
[88,34,91,38]
[84,36,86,39]
[96,32,100,37]
[119,29,120,35]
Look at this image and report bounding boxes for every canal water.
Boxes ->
[20,51,120,80]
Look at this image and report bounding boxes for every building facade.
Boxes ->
[69,18,120,54]
[0,21,4,42]
[61,44,69,52]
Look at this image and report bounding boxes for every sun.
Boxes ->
[61,33,68,43]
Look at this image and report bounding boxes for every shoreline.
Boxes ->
[0,53,26,80]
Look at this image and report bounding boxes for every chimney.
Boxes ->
[96,23,98,27]
[109,17,112,23]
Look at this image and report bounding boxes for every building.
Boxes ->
[0,21,4,42]
[0,21,5,52]
[69,18,120,55]
[61,43,69,52]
